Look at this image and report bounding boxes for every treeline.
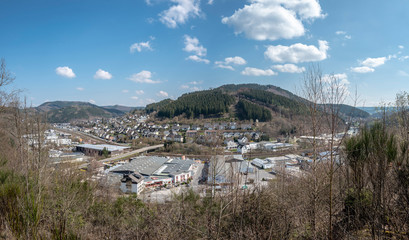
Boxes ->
[319,104,370,118]
[240,89,308,116]
[236,99,272,122]
[156,90,234,118]
[145,98,174,114]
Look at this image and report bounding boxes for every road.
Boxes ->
[78,144,164,169]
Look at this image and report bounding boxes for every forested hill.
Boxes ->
[34,101,133,123]
[146,83,369,122]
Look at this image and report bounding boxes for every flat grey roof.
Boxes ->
[76,144,130,152]
[111,156,169,176]
[158,158,195,175]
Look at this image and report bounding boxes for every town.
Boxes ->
[26,109,359,203]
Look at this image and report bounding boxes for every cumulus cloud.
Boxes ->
[215,56,246,70]
[94,69,112,80]
[183,35,210,64]
[183,35,206,56]
[264,40,329,63]
[56,66,76,78]
[183,35,209,64]
[186,55,210,64]
[215,56,246,65]
[351,66,375,73]
[361,57,387,68]
[180,84,189,89]
[130,40,153,53]
[128,70,160,84]
[157,91,169,97]
[222,0,325,41]
[216,64,235,71]
[89,99,96,104]
[351,55,392,73]
[159,0,200,28]
[135,90,145,95]
[399,45,404,49]
[208,0,214,4]
[241,67,277,76]
[272,64,305,73]
[76,87,84,91]
[131,96,139,100]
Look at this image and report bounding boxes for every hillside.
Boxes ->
[146,83,369,122]
[35,101,131,123]
[101,105,136,113]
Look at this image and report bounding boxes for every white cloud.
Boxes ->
[351,66,375,73]
[208,0,214,4]
[159,0,200,28]
[186,55,210,64]
[128,70,160,84]
[131,96,139,100]
[183,35,209,64]
[399,45,404,49]
[335,31,346,35]
[241,67,277,76]
[76,87,84,91]
[157,91,169,97]
[56,66,76,78]
[272,64,305,73]
[180,84,189,89]
[264,40,329,63]
[94,69,112,80]
[221,0,325,41]
[216,64,235,71]
[130,40,153,53]
[361,57,387,68]
[183,35,207,56]
[215,56,246,70]
[122,90,129,93]
[89,99,96,104]
[215,56,246,65]
[191,86,200,91]
[135,90,145,95]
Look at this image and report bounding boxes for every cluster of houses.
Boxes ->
[59,113,265,149]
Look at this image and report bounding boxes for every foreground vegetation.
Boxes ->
[2,118,409,239]
[1,60,409,239]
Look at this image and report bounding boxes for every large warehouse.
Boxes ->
[111,156,195,189]
[75,144,130,156]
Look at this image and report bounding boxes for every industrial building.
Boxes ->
[110,156,195,193]
[75,144,130,156]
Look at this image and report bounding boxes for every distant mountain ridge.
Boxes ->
[35,101,136,123]
[146,83,370,121]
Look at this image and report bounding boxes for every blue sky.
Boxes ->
[1,0,408,107]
